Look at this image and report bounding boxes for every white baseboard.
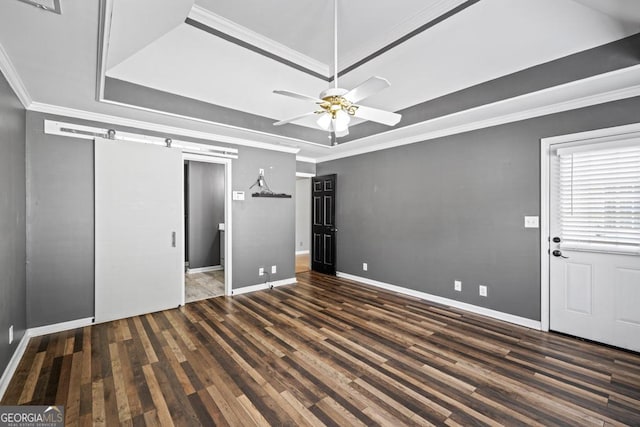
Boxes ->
[337,272,542,330]
[0,333,30,400]
[0,316,94,400]
[27,317,94,338]
[187,265,223,274]
[295,250,310,255]
[232,277,297,296]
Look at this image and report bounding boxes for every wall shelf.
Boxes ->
[252,193,291,198]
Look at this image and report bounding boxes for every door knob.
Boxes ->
[552,249,568,259]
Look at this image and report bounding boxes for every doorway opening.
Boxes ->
[295,175,312,273]
[183,154,232,302]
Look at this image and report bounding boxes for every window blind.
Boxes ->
[557,142,640,255]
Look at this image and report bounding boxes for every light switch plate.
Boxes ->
[524,216,539,228]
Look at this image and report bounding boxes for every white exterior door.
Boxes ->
[549,136,640,352]
[95,137,183,323]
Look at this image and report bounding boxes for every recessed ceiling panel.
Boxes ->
[106,0,639,138]
[107,0,195,69]
[572,0,640,27]
[107,24,330,125]
[335,0,638,112]
[193,0,459,68]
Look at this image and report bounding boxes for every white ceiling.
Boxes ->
[1,0,639,161]
[106,0,639,128]
[107,0,194,69]
[193,0,470,68]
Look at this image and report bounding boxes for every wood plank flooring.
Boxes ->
[3,271,640,426]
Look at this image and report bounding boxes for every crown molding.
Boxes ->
[95,0,113,101]
[542,121,640,145]
[188,5,330,78]
[316,64,640,163]
[0,40,32,108]
[295,156,317,164]
[28,102,301,155]
[97,96,332,151]
[296,172,315,178]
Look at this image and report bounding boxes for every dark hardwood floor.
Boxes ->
[3,271,640,426]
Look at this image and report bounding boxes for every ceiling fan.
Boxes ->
[273,0,401,138]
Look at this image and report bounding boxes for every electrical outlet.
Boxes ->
[479,285,488,297]
[524,216,539,228]
[271,265,277,274]
[9,325,13,345]
[363,263,368,271]
[259,267,264,276]
[259,168,264,175]
[454,280,462,292]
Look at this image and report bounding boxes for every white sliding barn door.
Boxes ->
[95,137,183,323]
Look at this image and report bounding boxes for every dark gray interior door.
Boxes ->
[311,174,337,275]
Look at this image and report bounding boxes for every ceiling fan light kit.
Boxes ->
[273,0,401,138]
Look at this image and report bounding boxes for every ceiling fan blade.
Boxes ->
[344,76,391,103]
[273,89,322,103]
[273,112,317,126]
[354,105,402,126]
[335,128,349,138]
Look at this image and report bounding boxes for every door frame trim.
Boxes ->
[540,122,640,332]
[183,153,233,297]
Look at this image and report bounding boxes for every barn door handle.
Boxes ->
[171,231,176,247]
[552,249,568,259]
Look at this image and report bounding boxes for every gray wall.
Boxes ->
[25,111,295,327]
[296,160,316,175]
[26,113,95,327]
[232,148,296,287]
[187,161,225,269]
[295,178,311,252]
[105,77,330,146]
[0,71,26,376]
[317,96,640,321]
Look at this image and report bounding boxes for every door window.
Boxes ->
[556,140,640,255]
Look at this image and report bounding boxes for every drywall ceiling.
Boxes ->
[106,0,194,69]
[0,0,639,161]
[109,0,634,121]
[192,0,468,69]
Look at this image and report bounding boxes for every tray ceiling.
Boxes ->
[0,0,639,159]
